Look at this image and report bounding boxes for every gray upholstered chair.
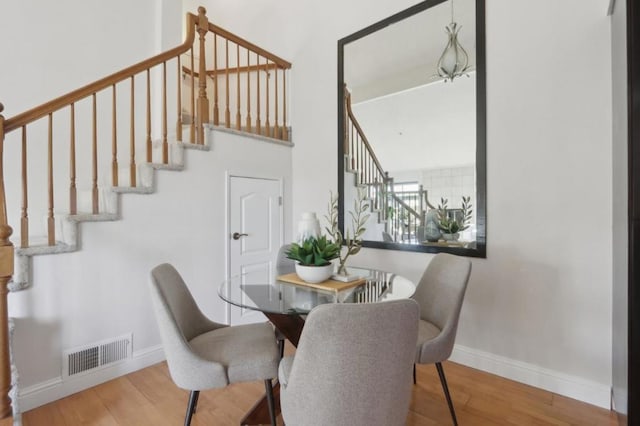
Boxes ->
[279,299,420,426]
[413,253,472,426]
[276,243,295,275]
[149,263,279,426]
[274,244,295,357]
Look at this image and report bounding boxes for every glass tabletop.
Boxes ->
[218,266,416,315]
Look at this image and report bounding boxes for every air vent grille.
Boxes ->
[63,333,132,378]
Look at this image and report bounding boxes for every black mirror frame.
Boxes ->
[337,0,486,258]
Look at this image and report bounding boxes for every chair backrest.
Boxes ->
[276,244,295,274]
[149,263,227,389]
[280,299,419,426]
[412,253,472,344]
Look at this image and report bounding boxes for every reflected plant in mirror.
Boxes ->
[337,0,486,257]
[437,196,472,241]
[326,189,369,276]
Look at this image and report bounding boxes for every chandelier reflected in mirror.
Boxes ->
[437,0,470,81]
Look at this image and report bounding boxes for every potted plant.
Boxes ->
[437,196,473,241]
[285,235,340,283]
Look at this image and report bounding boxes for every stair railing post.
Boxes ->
[196,7,210,145]
[0,103,15,419]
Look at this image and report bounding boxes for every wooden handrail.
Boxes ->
[207,22,291,69]
[3,13,198,135]
[390,192,421,219]
[182,63,280,78]
[344,87,385,177]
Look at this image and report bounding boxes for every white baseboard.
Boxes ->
[17,345,165,413]
[450,344,611,409]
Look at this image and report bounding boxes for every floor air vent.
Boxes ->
[63,333,132,378]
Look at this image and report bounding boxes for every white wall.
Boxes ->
[189,0,614,407]
[610,0,628,414]
[9,130,293,410]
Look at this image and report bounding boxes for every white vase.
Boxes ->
[297,212,321,243]
[295,263,333,283]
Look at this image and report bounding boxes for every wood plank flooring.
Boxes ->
[1,359,617,425]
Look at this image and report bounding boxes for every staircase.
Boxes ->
[343,85,434,243]
[0,7,291,421]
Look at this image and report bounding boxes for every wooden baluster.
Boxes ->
[20,126,28,248]
[265,60,271,137]
[190,47,195,143]
[236,43,241,131]
[0,103,15,420]
[162,61,168,164]
[225,39,230,128]
[196,7,209,144]
[48,112,56,242]
[112,85,118,187]
[359,135,363,184]
[176,56,183,142]
[246,49,251,132]
[92,94,99,214]
[344,87,350,158]
[274,67,280,139]
[213,34,219,125]
[256,54,261,135]
[350,122,355,170]
[146,69,152,162]
[130,77,137,187]
[70,104,77,213]
[282,69,288,141]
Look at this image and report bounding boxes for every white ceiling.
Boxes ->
[345,0,476,103]
[344,0,477,173]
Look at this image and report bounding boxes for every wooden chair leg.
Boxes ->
[435,362,458,426]
[184,390,199,426]
[264,379,277,426]
[413,363,417,384]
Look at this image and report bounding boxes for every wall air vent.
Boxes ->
[63,333,132,378]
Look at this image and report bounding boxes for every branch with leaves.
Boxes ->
[436,196,473,234]
[325,188,369,275]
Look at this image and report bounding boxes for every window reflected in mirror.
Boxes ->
[338,0,485,257]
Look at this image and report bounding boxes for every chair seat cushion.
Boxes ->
[415,319,444,363]
[278,355,295,387]
[189,322,279,383]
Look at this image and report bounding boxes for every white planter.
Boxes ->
[295,263,333,283]
[442,232,460,241]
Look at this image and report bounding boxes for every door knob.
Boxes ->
[232,232,248,240]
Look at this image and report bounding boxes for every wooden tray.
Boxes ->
[276,273,366,293]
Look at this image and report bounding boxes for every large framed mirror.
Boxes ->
[337,0,486,257]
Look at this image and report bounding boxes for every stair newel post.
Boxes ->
[0,103,15,419]
[196,7,210,145]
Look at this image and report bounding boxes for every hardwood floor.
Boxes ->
[1,360,617,425]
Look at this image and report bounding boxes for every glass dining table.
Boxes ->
[218,266,417,425]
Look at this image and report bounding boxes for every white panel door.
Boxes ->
[228,176,282,325]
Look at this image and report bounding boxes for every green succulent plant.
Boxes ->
[285,235,340,266]
[437,196,473,234]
